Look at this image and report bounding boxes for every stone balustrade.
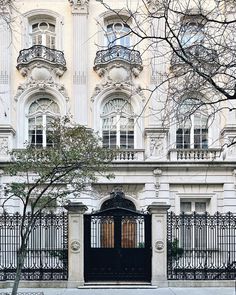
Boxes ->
[168,148,222,161]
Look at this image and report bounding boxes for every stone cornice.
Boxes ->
[68,0,89,14]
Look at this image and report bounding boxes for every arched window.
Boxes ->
[176,98,208,149]
[102,98,134,149]
[105,22,131,47]
[180,21,204,47]
[28,98,60,147]
[30,18,56,49]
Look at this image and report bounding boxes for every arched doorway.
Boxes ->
[84,191,151,282]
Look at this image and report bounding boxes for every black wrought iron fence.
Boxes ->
[167,212,236,280]
[0,212,68,281]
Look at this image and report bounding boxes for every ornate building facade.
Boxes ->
[0,0,236,286]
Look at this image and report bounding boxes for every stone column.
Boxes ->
[68,0,89,125]
[148,202,170,286]
[64,201,88,287]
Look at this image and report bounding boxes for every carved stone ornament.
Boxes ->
[91,64,144,101]
[70,240,81,252]
[146,0,164,15]
[68,0,89,13]
[0,137,8,156]
[155,240,164,251]
[15,74,69,102]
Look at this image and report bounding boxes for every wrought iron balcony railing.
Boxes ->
[94,45,142,69]
[171,44,218,66]
[17,45,66,69]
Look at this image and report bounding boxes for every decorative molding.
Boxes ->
[153,169,162,195]
[68,0,89,14]
[155,240,164,252]
[145,130,167,159]
[91,63,143,101]
[0,137,8,156]
[70,240,81,253]
[15,65,69,102]
[92,184,144,201]
[146,0,164,15]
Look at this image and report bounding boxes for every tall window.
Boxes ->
[180,21,204,47]
[102,98,134,149]
[31,21,56,49]
[176,99,208,149]
[180,199,208,250]
[105,22,131,47]
[28,98,60,148]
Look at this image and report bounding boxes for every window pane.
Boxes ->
[29,129,43,147]
[195,202,206,213]
[181,23,204,47]
[180,202,191,212]
[128,131,134,149]
[102,131,116,148]
[102,98,134,148]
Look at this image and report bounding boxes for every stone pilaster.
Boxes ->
[148,202,170,286]
[0,16,11,125]
[64,201,88,287]
[69,0,89,125]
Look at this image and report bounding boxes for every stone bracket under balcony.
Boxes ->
[16,45,67,77]
[94,45,143,78]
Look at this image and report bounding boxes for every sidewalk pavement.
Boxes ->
[1,287,235,295]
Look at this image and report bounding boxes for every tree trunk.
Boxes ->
[11,245,27,295]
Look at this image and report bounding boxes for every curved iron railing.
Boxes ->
[17,45,66,67]
[171,44,218,66]
[94,45,142,67]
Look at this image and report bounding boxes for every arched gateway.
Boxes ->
[84,191,151,282]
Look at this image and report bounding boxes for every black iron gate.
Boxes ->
[84,191,151,282]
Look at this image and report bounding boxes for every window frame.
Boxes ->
[27,97,60,148]
[101,98,135,149]
[105,21,131,48]
[23,10,64,50]
[30,20,56,49]
[176,98,208,149]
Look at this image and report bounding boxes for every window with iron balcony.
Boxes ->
[17,14,66,75]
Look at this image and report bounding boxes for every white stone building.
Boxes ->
[0,0,236,286]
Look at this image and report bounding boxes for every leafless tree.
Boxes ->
[0,0,16,29]
[100,0,236,150]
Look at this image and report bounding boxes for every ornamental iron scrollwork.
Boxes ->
[100,191,136,211]
[94,45,142,69]
[171,44,218,67]
[17,45,66,69]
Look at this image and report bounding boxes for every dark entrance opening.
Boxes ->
[84,191,151,282]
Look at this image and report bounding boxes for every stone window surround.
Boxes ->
[16,88,68,148]
[93,88,144,150]
[21,9,64,50]
[168,92,214,149]
[96,10,137,49]
[175,193,217,215]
